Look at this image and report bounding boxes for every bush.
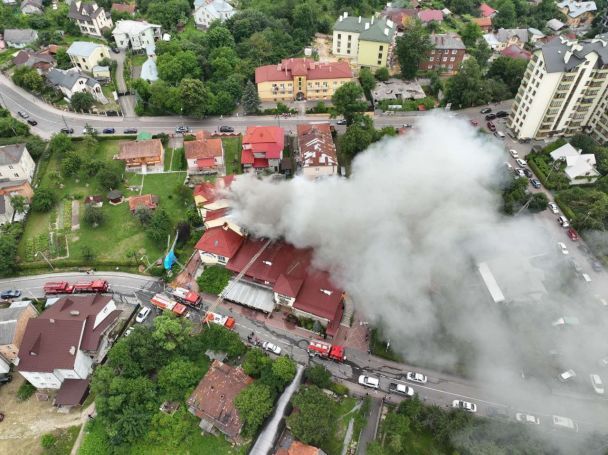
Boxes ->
[17,381,36,401]
[330,382,349,396]
[305,364,332,389]
[196,265,231,295]
[41,433,57,449]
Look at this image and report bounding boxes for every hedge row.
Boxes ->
[18,259,139,270]
[554,193,577,222]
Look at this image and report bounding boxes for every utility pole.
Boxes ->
[35,251,55,270]
[61,114,69,131]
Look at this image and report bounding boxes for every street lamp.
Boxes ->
[35,251,54,270]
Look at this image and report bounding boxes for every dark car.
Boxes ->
[102,128,115,134]
[175,125,191,134]
[336,119,347,125]
[530,178,541,188]
[219,125,234,133]
[523,169,533,178]
[111,47,120,53]
[0,373,12,385]
[487,121,496,132]
[519,137,532,144]
[592,260,603,272]
[27,119,37,126]
[60,127,74,134]
[485,113,497,121]
[0,289,21,299]
[480,108,492,114]
[496,110,509,118]
[123,127,138,134]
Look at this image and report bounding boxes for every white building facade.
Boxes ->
[112,20,161,51]
[0,144,35,182]
[193,0,235,28]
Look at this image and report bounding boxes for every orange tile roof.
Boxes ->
[296,123,337,168]
[472,17,492,27]
[184,138,223,160]
[118,139,163,160]
[255,58,353,83]
[128,194,159,211]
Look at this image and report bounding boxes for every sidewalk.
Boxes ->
[70,402,96,455]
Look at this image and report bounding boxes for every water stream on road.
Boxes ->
[249,364,304,455]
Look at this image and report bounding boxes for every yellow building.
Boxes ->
[255,58,354,102]
[332,12,396,68]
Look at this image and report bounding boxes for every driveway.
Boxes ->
[356,397,382,454]
[112,50,136,118]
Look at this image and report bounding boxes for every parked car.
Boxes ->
[516,159,527,167]
[175,125,191,134]
[582,272,592,283]
[592,260,603,272]
[591,374,604,394]
[124,326,134,337]
[515,413,540,425]
[519,137,532,143]
[470,119,479,126]
[406,371,428,384]
[389,383,415,397]
[570,259,583,274]
[494,131,505,139]
[102,128,115,134]
[530,178,541,189]
[557,242,569,255]
[60,127,74,134]
[557,216,570,228]
[567,228,579,241]
[336,119,347,125]
[495,110,509,118]
[219,125,234,133]
[17,111,29,119]
[559,369,576,382]
[452,400,477,412]
[402,123,413,128]
[262,341,282,355]
[522,168,533,178]
[358,375,379,389]
[505,162,513,172]
[548,202,559,214]
[485,113,497,121]
[27,119,37,126]
[0,289,21,299]
[487,121,496,132]
[552,415,578,432]
[0,373,12,385]
[83,126,98,134]
[509,149,519,158]
[123,128,138,134]
[480,107,492,114]
[135,306,151,323]
[515,168,526,177]
[111,47,120,53]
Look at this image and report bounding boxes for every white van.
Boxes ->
[552,415,579,432]
[582,273,592,283]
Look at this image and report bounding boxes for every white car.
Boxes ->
[548,202,559,214]
[505,162,513,172]
[262,341,282,355]
[558,216,570,228]
[452,400,477,412]
[552,415,578,432]
[509,149,519,158]
[406,372,428,384]
[557,242,569,255]
[358,375,379,389]
[389,383,415,397]
[494,131,505,139]
[135,306,151,323]
[590,374,605,394]
[515,413,540,425]
[515,168,526,177]
[516,158,527,167]
[559,369,577,382]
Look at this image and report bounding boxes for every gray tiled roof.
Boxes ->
[495,28,528,44]
[0,305,31,345]
[3,28,38,44]
[431,33,465,50]
[68,1,104,21]
[47,68,82,89]
[333,15,396,43]
[67,41,104,58]
[0,144,26,165]
[542,34,608,73]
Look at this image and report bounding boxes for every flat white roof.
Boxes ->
[477,262,506,303]
[222,280,276,313]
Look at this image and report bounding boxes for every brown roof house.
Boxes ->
[276,441,328,455]
[187,359,254,442]
[12,48,55,74]
[117,138,164,171]
[17,295,121,395]
[296,123,338,180]
[128,194,159,213]
[184,131,224,175]
[0,301,38,364]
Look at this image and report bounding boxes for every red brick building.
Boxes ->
[421,33,466,75]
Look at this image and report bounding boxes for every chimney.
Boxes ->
[320,289,333,296]
[358,16,362,23]
[69,310,80,316]
[384,27,389,36]
[69,346,76,355]
[49,318,55,323]
[339,16,343,22]
[222,222,229,230]
[344,11,348,18]
[263,260,272,266]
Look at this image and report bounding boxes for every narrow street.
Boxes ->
[111,50,136,118]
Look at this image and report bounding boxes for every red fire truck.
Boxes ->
[307,340,346,362]
[150,294,187,316]
[43,281,75,295]
[204,312,236,330]
[44,280,110,295]
[169,287,201,307]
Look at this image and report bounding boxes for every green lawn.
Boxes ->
[130,54,147,67]
[222,137,242,175]
[126,171,188,222]
[323,396,369,455]
[42,426,81,455]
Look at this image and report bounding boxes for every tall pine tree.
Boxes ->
[242,80,261,115]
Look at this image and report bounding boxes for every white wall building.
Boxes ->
[112,20,161,51]
[193,0,235,28]
[68,1,113,38]
[549,142,600,184]
[509,34,608,140]
[0,144,35,183]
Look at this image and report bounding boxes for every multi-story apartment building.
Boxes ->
[421,34,466,75]
[68,1,113,38]
[332,12,396,68]
[509,34,608,141]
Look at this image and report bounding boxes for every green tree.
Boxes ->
[0,230,18,276]
[70,92,95,111]
[157,51,202,86]
[444,58,488,109]
[287,385,336,446]
[134,205,152,225]
[25,136,46,160]
[570,134,597,154]
[304,364,332,389]
[528,192,549,212]
[146,0,190,31]
[12,66,44,92]
[338,123,374,160]
[396,22,433,79]
[358,67,376,95]
[493,0,517,28]
[148,408,193,447]
[157,359,202,401]
[97,164,122,190]
[469,39,492,69]
[152,313,191,352]
[374,66,390,81]
[10,195,27,218]
[460,22,482,48]
[206,26,235,49]
[31,188,56,213]
[487,56,528,95]
[242,348,273,378]
[0,117,29,137]
[332,82,367,125]
[200,324,246,358]
[271,356,296,386]
[49,133,74,156]
[234,383,274,436]
[178,79,209,118]
[448,0,477,15]
[146,208,172,243]
[83,204,105,227]
[61,151,82,177]
[383,412,411,453]
[242,80,261,115]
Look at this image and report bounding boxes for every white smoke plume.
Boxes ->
[227,114,608,433]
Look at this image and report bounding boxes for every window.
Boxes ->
[430,57,434,62]
[14,173,19,178]
[378,53,383,59]
[337,33,341,39]
[442,57,447,62]
[377,60,382,65]
[348,35,352,40]
[379,45,384,51]
[450,57,455,62]
[452,50,457,54]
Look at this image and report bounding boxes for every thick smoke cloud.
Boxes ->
[227,114,608,432]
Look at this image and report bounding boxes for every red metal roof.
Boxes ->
[205,207,229,222]
[479,2,496,16]
[253,158,269,168]
[193,175,236,203]
[418,9,443,22]
[242,126,284,160]
[255,58,353,84]
[241,149,254,165]
[501,45,532,60]
[195,225,243,259]
[196,157,217,169]
[296,123,337,168]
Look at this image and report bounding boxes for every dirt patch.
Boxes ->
[0,376,83,455]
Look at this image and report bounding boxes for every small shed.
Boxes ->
[84,195,103,208]
[92,65,110,81]
[54,379,90,409]
[107,190,123,204]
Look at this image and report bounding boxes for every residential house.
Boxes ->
[255,58,353,102]
[509,34,608,141]
[528,27,545,44]
[20,0,43,15]
[501,44,532,60]
[276,441,327,455]
[0,179,34,201]
[68,1,113,37]
[193,0,235,28]
[0,195,14,225]
[184,131,224,175]
[484,28,528,51]
[112,20,161,51]
[557,0,597,27]
[550,143,600,184]
[140,47,158,82]
[225,238,346,336]
[418,9,443,23]
[46,68,108,103]
[296,123,338,179]
[111,3,136,15]
[0,144,35,183]
[92,65,110,81]
[371,78,426,105]
[192,175,240,231]
[546,18,566,31]
[128,194,159,213]
[67,42,110,73]
[241,126,284,172]
[472,16,492,32]
[0,301,38,364]
[195,224,243,265]
[381,7,418,31]
[187,360,253,442]
[479,2,497,17]
[332,12,397,68]
[422,34,466,75]
[12,48,55,74]
[3,29,38,48]
[117,139,164,170]
[17,294,121,391]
